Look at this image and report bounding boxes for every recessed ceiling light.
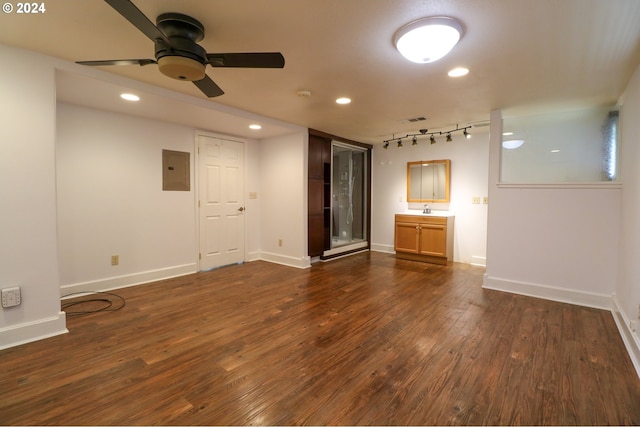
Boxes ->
[249,124,262,130]
[394,16,463,63]
[336,97,351,105]
[120,93,140,102]
[448,67,469,77]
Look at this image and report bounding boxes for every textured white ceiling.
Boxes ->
[2,0,640,144]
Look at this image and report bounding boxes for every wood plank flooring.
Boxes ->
[1,252,639,425]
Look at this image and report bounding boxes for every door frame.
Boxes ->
[194,130,247,271]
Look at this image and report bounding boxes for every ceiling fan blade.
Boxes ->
[76,59,156,67]
[193,75,224,97]
[103,0,170,45]
[206,52,285,68]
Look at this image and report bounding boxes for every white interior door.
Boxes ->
[198,135,245,270]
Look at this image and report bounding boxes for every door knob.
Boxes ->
[238,207,245,212]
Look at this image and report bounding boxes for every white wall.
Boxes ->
[0,45,66,348]
[258,131,310,268]
[616,62,640,373]
[56,103,199,293]
[371,131,490,264]
[484,109,621,309]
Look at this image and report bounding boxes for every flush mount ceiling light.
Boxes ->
[394,16,463,63]
[336,97,351,104]
[249,124,262,130]
[502,139,524,149]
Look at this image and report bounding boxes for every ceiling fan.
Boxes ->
[76,0,285,97]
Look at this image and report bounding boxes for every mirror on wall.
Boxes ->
[407,159,451,203]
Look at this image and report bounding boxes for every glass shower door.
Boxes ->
[329,143,367,254]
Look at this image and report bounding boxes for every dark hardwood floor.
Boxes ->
[1,252,639,425]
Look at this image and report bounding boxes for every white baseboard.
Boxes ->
[60,263,198,296]
[482,274,612,310]
[611,296,640,378]
[470,255,487,267]
[246,251,262,262]
[0,312,68,351]
[370,243,395,254]
[258,252,311,269]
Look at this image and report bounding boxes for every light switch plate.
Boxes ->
[2,286,21,308]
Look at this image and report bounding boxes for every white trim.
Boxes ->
[497,182,622,190]
[482,274,612,310]
[470,255,487,267]
[371,243,395,253]
[0,312,67,351]
[612,296,640,378]
[60,263,197,295]
[258,251,311,269]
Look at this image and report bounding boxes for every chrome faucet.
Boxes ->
[423,204,431,214]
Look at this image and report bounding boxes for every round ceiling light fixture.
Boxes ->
[502,139,525,149]
[394,16,463,63]
[336,97,351,104]
[249,124,262,130]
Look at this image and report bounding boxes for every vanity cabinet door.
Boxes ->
[395,222,420,254]
[418,223,447,257]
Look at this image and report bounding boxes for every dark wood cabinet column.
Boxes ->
[308,133,331,257]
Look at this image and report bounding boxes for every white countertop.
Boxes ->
[398,210,454,217]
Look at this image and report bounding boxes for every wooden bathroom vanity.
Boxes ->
[394,213,454,265]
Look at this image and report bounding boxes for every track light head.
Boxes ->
[412,136,418,145]
[464,129,470,139]
[397,139,403,147]
[430,135,436,144]
[446,133,452,142]
[383,141,389,149]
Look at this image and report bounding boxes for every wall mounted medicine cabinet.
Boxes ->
[407,159,451,203]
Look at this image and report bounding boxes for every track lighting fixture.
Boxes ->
[382,124,471,148]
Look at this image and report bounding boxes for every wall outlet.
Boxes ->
[472,196,481,204]
[483,196,489,204]
[2,286,21,308]
[111,255,119,266]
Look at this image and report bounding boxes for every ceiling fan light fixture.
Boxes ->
[157,55,206,81]
[394,16,463,64]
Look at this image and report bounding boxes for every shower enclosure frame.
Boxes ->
[323,141,370,258]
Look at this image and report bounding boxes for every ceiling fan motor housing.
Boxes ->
[155,13,207,81]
